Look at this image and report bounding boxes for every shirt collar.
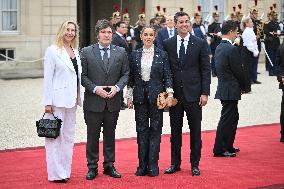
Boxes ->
[116,31,123,37]
[98,43,111,50]
[222,38,233,45]
[142,45,154,53]
[177,33,190,42]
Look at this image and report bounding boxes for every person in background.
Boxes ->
[127,26,174,177]
[274,40,284,142]
[112,21,132,110]
[156,15,176,50]
[213,20,246,157]
[241,17,259,93]
[42,20,84,183]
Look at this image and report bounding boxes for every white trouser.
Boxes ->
[44,106,77,181]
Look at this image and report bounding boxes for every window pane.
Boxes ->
[0,49,6,61]
[10,11,17,30]
[2,12,10,30]
[11,0,17,9]
[2,0,10,9]
[7,49,14,59]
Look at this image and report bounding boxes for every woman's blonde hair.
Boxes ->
[55,20,79,49]
[241,16,251,31]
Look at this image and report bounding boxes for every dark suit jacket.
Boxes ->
[275,42,284,89]
[163,34,211,102]
[128,47,173,104]
[81,44,129,112]
[214,40,246,100]
[112,33,131,56]
[156,27,176,50]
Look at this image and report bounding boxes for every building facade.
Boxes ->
[0,0,283,69]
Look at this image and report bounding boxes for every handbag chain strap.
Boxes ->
[41,112,59,120]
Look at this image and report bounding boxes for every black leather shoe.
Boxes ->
[52,178,68,183]
[103,166,121,178]
[191,167,200,176]
[86,169,98,180]
[252,80,261,84]
[280,136,284,143]
[135,167,148,176]
[164,165,181,174]
[148,168,159,177]
[228,147,240,153]
[214,151,236,157]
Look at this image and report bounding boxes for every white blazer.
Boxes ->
[42,45,84,108]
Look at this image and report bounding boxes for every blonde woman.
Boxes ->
[241,17,259,93]
[42,20,84,183]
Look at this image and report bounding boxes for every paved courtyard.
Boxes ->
[0,63,281,150]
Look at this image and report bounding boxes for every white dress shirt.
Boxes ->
[242,27,259,57]
[177,33,190,58]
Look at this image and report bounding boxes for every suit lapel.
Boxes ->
[150,48,160,78]
[92,44,107,73]
[186,35,195,56]
[171,36,178,60]
[56,48,75,72]
[108,44,117,73]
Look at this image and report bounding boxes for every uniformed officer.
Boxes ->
[207,5,222,77]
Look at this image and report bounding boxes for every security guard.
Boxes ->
[263,4,281,76]
[207,5,222,77]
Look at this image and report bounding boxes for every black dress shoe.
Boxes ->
[86,169,98,180]
[148,168,159,177]
[52,178,68,183]
[191,167,200,176]
[214,151,236,157]
[228,147,240,153]
[280,136,284,143]
[164,165,181,174]
[135,167,148,176]
[103,166,121,178]
[253,80,261,84]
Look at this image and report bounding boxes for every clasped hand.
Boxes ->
[96,86,117,99]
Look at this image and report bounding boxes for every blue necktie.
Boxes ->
[102,48,109,67]
[179,39,185,64]
[169,29,173,37]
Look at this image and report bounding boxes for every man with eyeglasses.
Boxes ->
[81,19,129,180]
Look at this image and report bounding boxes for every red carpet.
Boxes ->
[0,124,284,189]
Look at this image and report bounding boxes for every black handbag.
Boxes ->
[36,112,62,139]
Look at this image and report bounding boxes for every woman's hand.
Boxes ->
[45,105,53,113]
[127,98,133,109]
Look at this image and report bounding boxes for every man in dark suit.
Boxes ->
[156,15,176,50]
[163,11,211,176]
[112,21,131,110]
[81,19,129,180]
[213,20,246,157]
[274,41,284,142]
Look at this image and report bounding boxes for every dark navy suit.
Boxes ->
[128,46,173,173]
[163,34,211,168]
[213,40,246,155]
[156,27,176,50]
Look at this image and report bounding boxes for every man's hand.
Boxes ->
[96,86,109,99]
[199,95,208,107]
[281,77,284,84]
[127,98,133,109]
[107,86,117,99]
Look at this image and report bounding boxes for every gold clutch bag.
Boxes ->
[157,92,178,109]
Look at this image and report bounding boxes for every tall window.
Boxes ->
[198,0,225,21]
[0,0,18,32]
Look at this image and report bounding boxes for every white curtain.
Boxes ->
[1,0,17,31]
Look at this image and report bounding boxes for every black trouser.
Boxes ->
[169,91,202,168]
[84,109,119,170]
[280,89,284,135]
[134,88,163,171]
[213,100,239,154]
[242,47,253,92]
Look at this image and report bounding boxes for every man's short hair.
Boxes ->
[95,19,113,37]
[221,20,238,35]
[115,21,125,29]
[174,11,190,23]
